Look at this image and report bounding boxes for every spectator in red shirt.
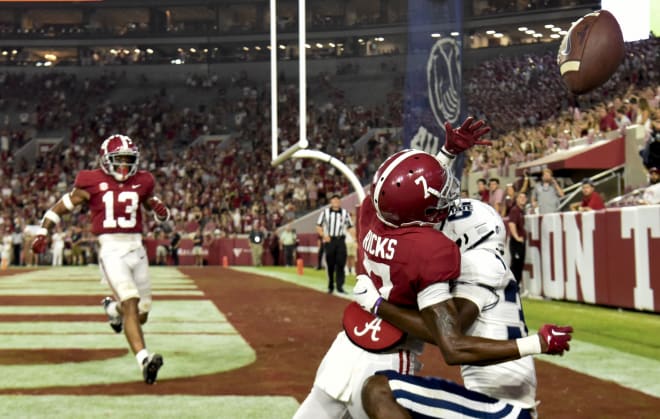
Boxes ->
[598,104,618,133]
[507,191,528,286]
[475,178,489,203]
[571,178,605,211]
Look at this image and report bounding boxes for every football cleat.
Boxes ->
[142,353,164,385]
[101,297,123,334]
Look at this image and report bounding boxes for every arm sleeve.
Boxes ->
[417,281,452,310]
[316,210,325,227]
[416,236,461,310]
[144,172,156,198]
[73,171,89,190]
[452,282,494,311]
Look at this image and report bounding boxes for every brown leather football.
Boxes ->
[557,10,624,95]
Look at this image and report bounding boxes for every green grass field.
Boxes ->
[1,265,658,418]
[244,265,660,362]
[522,298,660,361]
[245,266,660,399]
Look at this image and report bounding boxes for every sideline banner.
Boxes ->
[524,206,660,312]
[144,233,321,268]
[142,206,660,313]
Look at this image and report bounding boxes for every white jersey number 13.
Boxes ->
[102,190,139,229]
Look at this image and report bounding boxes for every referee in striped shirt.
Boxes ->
[316,194,355,294]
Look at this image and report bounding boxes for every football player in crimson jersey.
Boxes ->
[295,118,493,419]
[31,134,169,385]
[359,200,571,419]
[295,118,572,419]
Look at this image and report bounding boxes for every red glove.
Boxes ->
[538,324,573,355]
[31,228,49,254]
[148,197,170,222]
[443,116,492,156]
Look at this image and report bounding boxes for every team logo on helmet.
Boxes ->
[372,149,459,228]
[443,199,506,255]
[99,134,140,182]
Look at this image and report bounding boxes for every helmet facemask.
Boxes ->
[101,151,139,182]
[99,134,140,182]
[421,169,460,225]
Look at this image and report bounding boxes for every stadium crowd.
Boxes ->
[0,38,657,266]
[464,38,659,178]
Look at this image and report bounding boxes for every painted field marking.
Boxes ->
[241,267,660,400]
[0,268,256,389]
[533,332,660,398]
[0,266,202,296]
[0,395,299,419]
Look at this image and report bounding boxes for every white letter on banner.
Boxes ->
[526,215,543,296]
[621,206,660,311]
[541,213,564,299]
[563,212,596,303]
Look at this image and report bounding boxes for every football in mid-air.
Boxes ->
[557,10,624,95]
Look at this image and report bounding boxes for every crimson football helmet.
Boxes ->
[99,134,140,182]
[371,149,459,227]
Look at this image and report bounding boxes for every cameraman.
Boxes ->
[531,168,564,214]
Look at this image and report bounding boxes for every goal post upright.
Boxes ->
[270,0,278,162]
[271,0,308,164]
[269,0,365,204]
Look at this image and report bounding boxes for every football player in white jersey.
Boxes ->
[357,199,568,418]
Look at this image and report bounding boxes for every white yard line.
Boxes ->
[533,334,660,398]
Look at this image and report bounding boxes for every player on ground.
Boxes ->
[359,199,564,418]
[31,134,170,384]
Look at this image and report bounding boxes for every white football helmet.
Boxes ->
[442,199,506,255]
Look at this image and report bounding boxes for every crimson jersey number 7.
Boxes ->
[362,255,394,299]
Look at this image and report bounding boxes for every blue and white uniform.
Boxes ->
[381,199,537,418]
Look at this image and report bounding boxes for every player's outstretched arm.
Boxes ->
[354,276,483,344]
[353,274,572,365]
[420,301,572,366]
[144,196,171,223]
[32,188,89,254]
[437,116,492,167]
